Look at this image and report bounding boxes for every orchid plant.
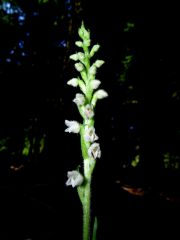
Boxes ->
[65,22,108,240]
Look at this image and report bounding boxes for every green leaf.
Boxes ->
[92,216,98,240]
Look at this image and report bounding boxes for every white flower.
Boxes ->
[70,53,79,61]
[84,104,94,119]
[90,44,100,57]
[84,126,98,142]
[67,78,78,87]
[90,80,101,90]
[75,41,83,47]
[75,62,84,72]
[65,120,80,133]
[73,93,85,106]
[91,89,108,106]
[94,89,108,99]
[66,170,84,188]
[88,143,101,159]
[94,60,105,68]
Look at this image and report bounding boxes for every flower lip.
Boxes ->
[84,104,94,119]
[88,142,101,159]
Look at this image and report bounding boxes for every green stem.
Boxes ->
[83,179,91,240]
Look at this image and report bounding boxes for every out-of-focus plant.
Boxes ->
[65,22,108,240]
[163,152,180,170]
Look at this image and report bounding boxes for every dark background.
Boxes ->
[0,1,180,239]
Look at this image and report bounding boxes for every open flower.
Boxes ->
[84,126,98,143]
[88,143,101,159]
[66,170,84,188]
[84,104,94,119]
[73,93,85,106]
[65,120,80,133]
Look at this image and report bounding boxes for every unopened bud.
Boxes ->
[90,44,100,57]
[75,41,83,47]
[70,54,79,61]
[94,60,105,68]
[75,62,84,72]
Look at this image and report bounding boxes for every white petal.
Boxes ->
[66,170,84,187]
[65,120,80,133]
[73,93,85,106]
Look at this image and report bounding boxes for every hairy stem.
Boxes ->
[83,179,91,240]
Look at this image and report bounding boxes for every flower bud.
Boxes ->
[90,80,101,90]
[75,62,84,72]
[78,52,85,62]
[83,29,90,40]
[67,78,78,87]
[94,89,108,99]
[75,41,83,47]
[89,65,97,76]
[94,60,105,68]
[70,53,79,61]
[78,23,90,40]
[91,89,108,106]
[78,24,84,38]
[90,44,100,57]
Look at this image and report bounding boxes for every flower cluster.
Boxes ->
[65,23,108,188]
